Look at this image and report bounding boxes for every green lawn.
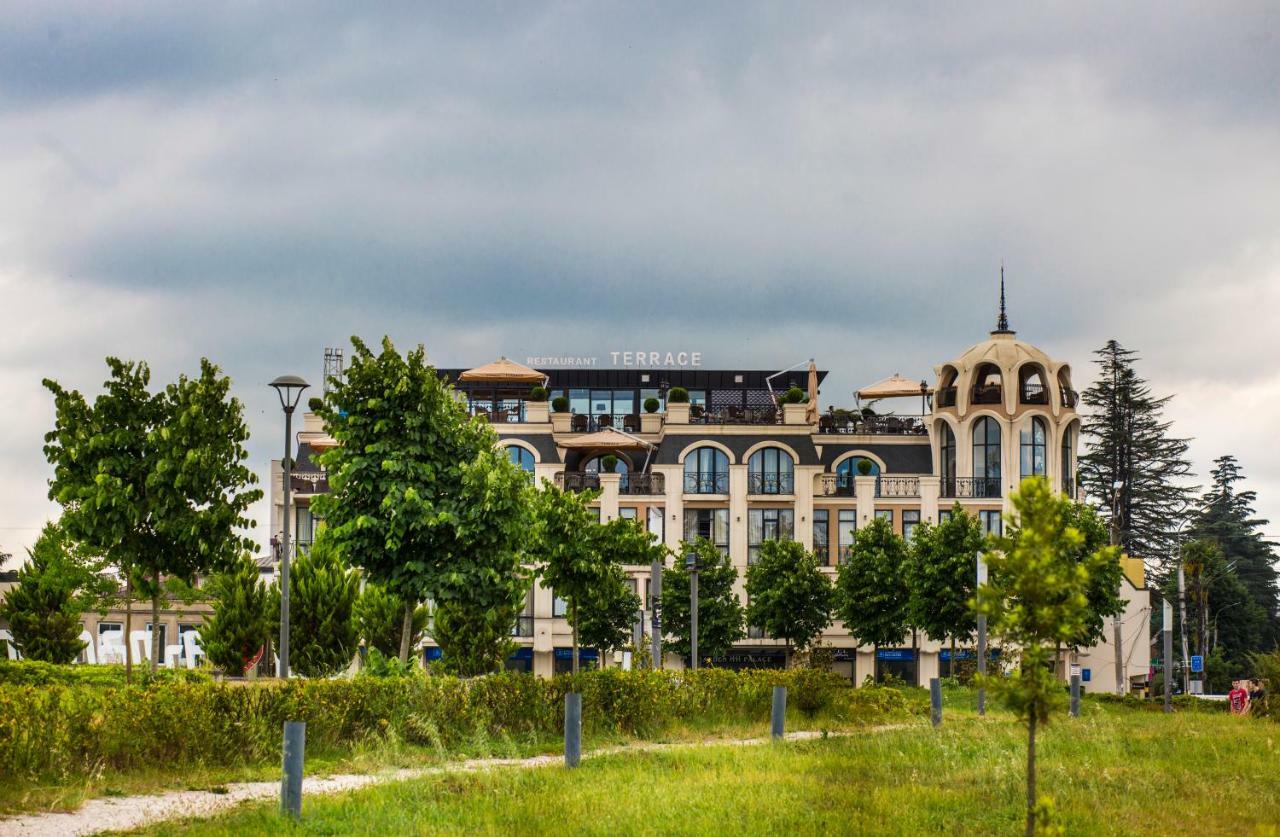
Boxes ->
[133,702,1280,836]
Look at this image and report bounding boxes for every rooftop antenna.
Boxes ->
[995,263,1011,333]
[323,347,344,395]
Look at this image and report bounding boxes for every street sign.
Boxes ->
[1070,664,1081,678]
[1082,668,1091,682]
[1191,655,1204,673]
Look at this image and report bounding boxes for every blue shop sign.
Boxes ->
[554,647,600,661]
[876,649,915,661]
[509,647,533,661]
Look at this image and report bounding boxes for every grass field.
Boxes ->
[132,700,1280,836]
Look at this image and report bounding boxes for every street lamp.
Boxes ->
[1110,479,1125,695]
[685,551,700,671]
[270,374,310,679]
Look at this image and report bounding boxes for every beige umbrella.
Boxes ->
[458,356,547,385]
[855,373,933,400]
[557,428,649,449]
[805,361,819,425]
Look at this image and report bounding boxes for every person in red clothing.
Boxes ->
[1228,681,1250,715]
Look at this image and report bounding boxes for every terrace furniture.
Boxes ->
[727,405,744,423]
[0,629,18,660]
[818,414,834,432]
[623,414,641,433]
[183,631,205,669]
[690,405,705,420]
[596,413,613,428]
[571,413,589,433]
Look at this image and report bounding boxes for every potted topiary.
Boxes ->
[550,395,572,433]
[528,386,548,402]
[525,386,551,423]
[665,388,691,423]
[551,395,570,412]
[601,454,618,473]
[643,397,660,413]
[781,386,809,424]
[783,386,805,404]
[856,458,874,475]
[641,397,663,432]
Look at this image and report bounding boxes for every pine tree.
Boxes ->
[1079,340,1194,572]
[277,537,360,678]
[354,583,428,659]
[1190,456,1279,653]
[0,524,104,663]
[661,538,746,661]
[200,555,273,676]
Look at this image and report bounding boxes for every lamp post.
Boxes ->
[1111,479,1125,695]
[976,550,988,715]
[270,374,310,679]
[686,551,700,671]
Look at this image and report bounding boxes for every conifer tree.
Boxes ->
[1078,340,1193,571]
[275,536,360,678]
[200,554,273,676]
[0,524,105,663]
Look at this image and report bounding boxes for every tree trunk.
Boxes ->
[873,643,879,683]
[398,601,414,665]
[571,600,580,675]
[950,636,956,681]
[150,577,162,674]
[1026,712,1038,837]
[124,574,134,684]
[912,629,919,687]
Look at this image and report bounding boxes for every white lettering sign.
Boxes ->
[525,351,704,369]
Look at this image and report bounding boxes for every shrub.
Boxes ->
[551,396,570,413]
[601,454,618,473]
[354,584,428,658]
[667,387,689,403]
[857,458,874,476]
[643,397,660,413]
[781,386,805,404]
[199,555,272,676]
[528,386,548,402]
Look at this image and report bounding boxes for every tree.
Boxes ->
[354,583,428,658]
[528,485,612,674]
[1078,340,1193,572]
[430,595,522,676]
[574,563,642,662]
[905,504,984,663]
[276,536,360,678]
[661,538,745,661]
[312,338,530,664]
[0,524,106,663]
[744,539,833,661]
[200,554,273,676]
[975,477,1119,836]
[44,358,261,678]
[1189,456,1279,654]
[837,517,910,680]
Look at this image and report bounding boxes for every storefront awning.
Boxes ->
[855,373,932,401]
[457,357,548,385]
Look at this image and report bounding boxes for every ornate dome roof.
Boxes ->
[938,330,1059,382]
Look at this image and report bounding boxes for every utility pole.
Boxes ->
[1162,599,1173,713]
[976,551,988,716]
[1111,478,1125,695]
[650,557,663,669]
[1178,562,1190,694]
[686,551,700,671]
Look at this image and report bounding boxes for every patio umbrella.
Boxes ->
[805,360,819,425]
[855,373,933,415]
[557,428,650,449]
[458,356,548,385]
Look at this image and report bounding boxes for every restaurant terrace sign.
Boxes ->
[525,351,703,369]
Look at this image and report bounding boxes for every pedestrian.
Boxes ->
[1228,680,1249,715]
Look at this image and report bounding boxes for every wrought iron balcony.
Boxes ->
[688,405,781,425]
[620,473,665,495]
[816,414,927,435]
[818,474,856,497]
[877,476,920,498]
[511,616,534,637]
[971,385,1003,405]
[935,386,957,408]
[568,413,643,433]
[684,471,730,494]
[1061,388,1079,408]
[941,477,1002,499]
[555,472,600,493]
[473,407,526,423]
[747,472,795,495]
[1020,383,1048,405]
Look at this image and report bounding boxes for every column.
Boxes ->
[854,475,878,526]
[918,476,941,523]
[598,473,621,522]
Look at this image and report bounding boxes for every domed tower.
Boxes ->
[931,279,1080,506]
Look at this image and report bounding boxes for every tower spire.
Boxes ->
[996,263,1010,332]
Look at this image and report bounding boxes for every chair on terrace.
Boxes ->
[623,414,641,433]
[571,413,589,433]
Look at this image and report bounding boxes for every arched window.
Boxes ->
[1019,366,1048,405]
[584,455,629,474]
[1058,369,1077,408]
[505,446,535,473]
[972,417,1001,482]
[1061,425,1074,495]
[748,447,794,494]
[1020,417,1047,479]
[972,364,1003,405]
[684,447,728,494]
[940,424,957,488]
[835,456,879,496]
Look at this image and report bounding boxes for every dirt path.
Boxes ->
[2,728,893,836]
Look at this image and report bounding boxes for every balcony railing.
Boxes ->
[936,386,957,408]
[620,473,665,495]
[474,407,526,423]
[511,616,534,637]
[684,471,730,494]
[877,476,920,498]
[818,474,855,497]
[941,477,1002,498]
[1062,388,1079,408]
[747,472,795,494]
[569,413,643,433]
[971,385,1003,405]
[555,472,600,492]
[817,415,927,435]
[688,406,781,425]
[1020,383,1048,405]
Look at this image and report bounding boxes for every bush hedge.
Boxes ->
[0,667,919,782]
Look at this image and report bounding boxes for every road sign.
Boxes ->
[1082,668,1091,682]
[1191,655,1204,673]
[1070,664,1081,678]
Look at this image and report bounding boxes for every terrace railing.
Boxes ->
[555,472,601,493]
[1020,383,1048,405]
[941,477,1002,499]
[684,471,730,494]
[935,386,958,408]
[816,415,928,435]
[818,474,856,497]
[620,473,665,495]
[971,384,1003,405]
[688,406,781,425]
[747,472,795,495]
[877,476,921,498]
[1062,388,1080,408]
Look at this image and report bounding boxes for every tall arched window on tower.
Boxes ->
[940,424,957,495]
[972,416,1001,496]
[1020,417,1047,480]
[1061,425,1074,496]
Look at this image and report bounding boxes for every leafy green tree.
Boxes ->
[0,524,106,663]
[661,538,745,661]
[274,536,360,678]
[1189,455,1279,654]
[354,583,428,658]
[574,563,642,661]
[312,338,530,664]
[744,539,833,662]
[528,485,611,674]
[836,517,910,679]
[905,505,984,662]
[43,358,261,677]
[975,477,1119,836]
[200,554,273,676]
[430,595,521,676]
[1078,340,1193,570]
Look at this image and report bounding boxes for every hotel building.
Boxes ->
[271,312,1151,691]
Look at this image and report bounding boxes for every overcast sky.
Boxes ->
[2,2,1278,558]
